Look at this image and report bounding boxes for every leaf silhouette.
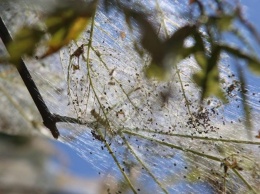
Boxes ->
[7,1,97,62]
[193,46,227,102]
[40,2,97,58]
[124,8,198,79]
[220,44,260,75]
[209,14,235,32]
[7,27,44,63]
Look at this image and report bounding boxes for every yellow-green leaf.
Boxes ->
[194,52,207,70]
[40,7,94,58]
[66,17,89,41]
[216,15,234,31]
[220,44,260,75]
[248,59,260,75]
[45,10,74,32]
[145,63,168,80]
[192,71,204,86]
[7,27,44,63]
[193,70,227,103]
[206,69,227,102]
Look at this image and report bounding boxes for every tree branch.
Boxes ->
[0,16,84,139]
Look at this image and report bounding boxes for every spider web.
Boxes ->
[1,0,260,193]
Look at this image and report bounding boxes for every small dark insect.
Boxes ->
[108,81,115,85]
[221,157,243,176]
[109,68,116,76]
[72,64,80,71]
[147,118,153,122]
[120,31,126,39]
[255,130,260,139]
[116,109,125,117]
[70,44,85,72]
[71,44,84,58]
[160,90,171,106]
[134,87,141,91]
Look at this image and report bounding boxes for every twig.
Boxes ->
[122,130,221,162]
[97,129,137,194]
[0,16,85,138]
[84,10,113,135]
[232,169,257,194]
[136,128,260,145]
[120,133,169,193]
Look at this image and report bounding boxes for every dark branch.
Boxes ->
[0,16,85,139]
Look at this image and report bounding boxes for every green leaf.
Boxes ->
[205,67,227,102]
[194,52,207,70]
[7,27,44,63]
[124,9,163,64]
[193,68,226,103]
[180,46,197,59]
[193,46,227,103]
[192,71,204,86]
[220,44,260,75]
[7,1,97,61]
[145,62,168,80]
[126,8,197,80]
[216,15,234,31]
[165,25,196,46]
[248,59,260,75]
[192,28,205,52]
[164,25,196,59]
[208,14,235,32]
[40,7,94,58]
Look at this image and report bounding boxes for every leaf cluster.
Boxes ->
[6,0,260,103]
[7,0,97,63]
[113,1,260,103]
